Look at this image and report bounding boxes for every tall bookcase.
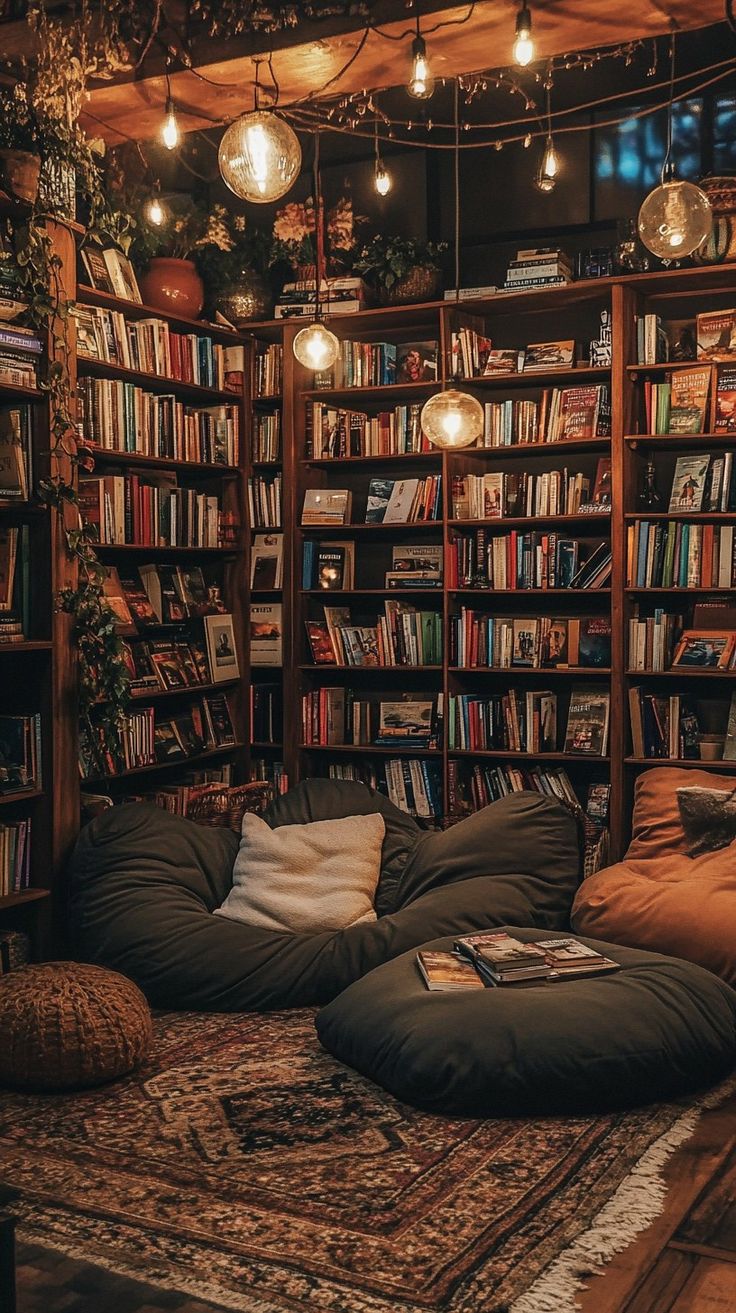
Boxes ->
[71,283,251,810]
[247,264,736,861]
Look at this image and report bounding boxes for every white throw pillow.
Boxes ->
[214,811,385,933]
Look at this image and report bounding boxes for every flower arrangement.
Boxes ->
[271,194,363,273]
[354,235,448,292]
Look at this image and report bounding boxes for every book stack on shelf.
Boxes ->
[0,324,42,390]
[502,247,573,293]
[275,275,369,319]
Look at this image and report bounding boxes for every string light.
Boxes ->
[144,190,168,226]
[536,82,559,191]
[161,97,180,150]
[407,17,434,100]
[637,31,712,258]
[513,2,535,67]
[373,120,392,195]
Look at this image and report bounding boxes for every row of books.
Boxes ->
[450,332,577,380]
[448,531,612,591]
[250,684,283,742]
[502,248,572,292]
[628,689,700,760]
[254,344,283,397]
[119,627,234,694]
[80,765,235,821]
[451,759,580,816]
[635,309,736,367]
[79,474,223,549]
[325,759,442,820]
[252,413,281,463]
[0,713,42,793]
[628,610,682,672]
[248,474,282,529]
[449,612,611,669]
[627,521,736,589]
[73,305,244,392]
[0,324,41,389]
[665,453,736,514]
[0,818,31,896]
[313,339,423,390]
[306,602,443,667]
[642,367,711,435]
[306,400,431,459]
[473,390,610,448]
[103,563,227,631]
[448,687,610,756]
[77,378,240,466]
[79,695,237,779]
[249,761,289,794]
[451,460,610,520]
[301,478,442,527]
[0,525,31,642]
[302,688,372,746]
[0,405,32,502]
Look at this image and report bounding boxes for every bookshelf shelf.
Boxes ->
[299,664,443,673]
[0,642,53,654]
[82,742,246,787]
[302,381,437,403]
[625,757,736,771]
[0,381,42,402]
[0,789,45,808]
[624,434,735,447]
[95,544,237,556]
[461,365,611,389]
[300,521,443,536]
[448,587,612,596]
[83,447,240,477]
[125,679,241,703]
[450,665,612,677]
[77,356,242,404]
[624,512,736,522]
[462,437,611,458]
[77,285,248,343]
[448,750,611,763]
[626,586,736,594]
[0,888,50,910]
[302,588,443,598]
[451,513,612,529]
[300,743,442,756]
[625,668,736,679]
[303,452,441,467]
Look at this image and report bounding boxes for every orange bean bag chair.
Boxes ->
[572,766,736,987]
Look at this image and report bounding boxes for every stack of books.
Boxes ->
[254,344,283,396]
[448,530,612,591]
[72,306,243,391]
[416,932,619,991]
[628,521,736,589]
[451,459,610,520]
[77,377,240,465]
[0,324,42,389]
[503,247,573,293]
[0,818,32,896]
[306,399,430,458]
[248,473,282,528]
[0,712,42,792]
[275,276,369,319]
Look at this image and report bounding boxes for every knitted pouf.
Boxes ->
[0,961,153,1091]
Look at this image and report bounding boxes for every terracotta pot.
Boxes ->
[379,265,441,306]
[214,268,272,326]
[139,257,205,318]
[0,149,40,204]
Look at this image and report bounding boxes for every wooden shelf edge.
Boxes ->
[81,741,246,787]
[0,888,51,910]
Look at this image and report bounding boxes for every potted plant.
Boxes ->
[354,235,447,304]
[195,212,277,325]
[129,195,222,318]
[0,85,42,204]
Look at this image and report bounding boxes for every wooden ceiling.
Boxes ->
[7,0,730,143]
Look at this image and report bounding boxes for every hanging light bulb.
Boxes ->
[293,321,340,371]
[144,192,168,227]
[536,135,559,191]
[219,110,302,203]
[374,161,392,195]
[421,389,484,449]
[513,2,535,67]
[407,20,434,100]
[638,32,712,260]
[161,97,180,151]
[638,177,711,259]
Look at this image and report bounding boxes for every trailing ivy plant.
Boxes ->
[6,90,133,776]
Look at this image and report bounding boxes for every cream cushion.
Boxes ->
[215,811,385,933]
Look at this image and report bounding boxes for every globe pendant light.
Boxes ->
[292,129,339,373]
[219,110,302,204]
[637,34,712,260]
[421,81,483,451]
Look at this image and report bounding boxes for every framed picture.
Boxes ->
[671,630,736,672]
[102,249,142,304]
[204,613,240,682]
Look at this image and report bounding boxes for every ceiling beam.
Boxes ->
[4,0,729,144]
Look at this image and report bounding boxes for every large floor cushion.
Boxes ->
[573,767,736,985]
[68,781,580,1012]
[316,928,736,1116]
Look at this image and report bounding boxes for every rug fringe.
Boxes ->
[509,1076,736,1313]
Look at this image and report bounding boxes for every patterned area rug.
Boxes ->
[0,1009,727,1313]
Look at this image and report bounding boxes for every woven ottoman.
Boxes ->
[316,928,736,1116]
[0,962,153,1091]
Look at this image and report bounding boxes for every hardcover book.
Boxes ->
[714,366,736,432]
[377,699,434,743]
[365,479,394,524]
[523,340,575,371]
[668,455,710,512]
[395,342,438,383]
[416,951,484,991]
[384,478,420,523]
[250,603,283,665]
[564,687,610,755]
[301,489,351,525]
[250,533,284,590]
[696,309,736,362]
[0,406,29,500]
[671,629,735,671]
[483,349,522,376]
[305,620,337,664]
[668,366,711,433]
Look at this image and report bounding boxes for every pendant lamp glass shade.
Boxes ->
[421,389,483,450]
[219,111,302,203]
[638,179,712,259]
[293,321,340,371]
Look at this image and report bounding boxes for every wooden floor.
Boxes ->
[13,1091,736,1313]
